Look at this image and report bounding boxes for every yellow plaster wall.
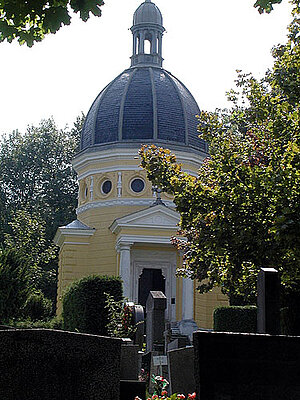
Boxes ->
[56,205,147,312]
[194,286,228,329]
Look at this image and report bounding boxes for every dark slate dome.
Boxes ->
[133,0,163,26]
[80,0,207,154]
[80,66,207,152]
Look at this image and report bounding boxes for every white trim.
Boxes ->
[58,228,95,237]
[116,235,173,245]
[77,198,175,214]
[110,204,180,234]
[73,147,204,173]
[78,166,142,180]
[77,165,197,180]
[62,242,91,245]
[54,227,95,247]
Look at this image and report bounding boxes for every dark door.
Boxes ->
[138,268,165,306]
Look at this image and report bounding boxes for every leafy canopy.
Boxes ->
[140,1,300,304]
[0,0,287,47]
[0,0,104,46]
[0,115,83,305]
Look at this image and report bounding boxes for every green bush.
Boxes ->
[8,316,63,330]
[22,290,53,321]
[62,275,123,335]
[213,306,257,333]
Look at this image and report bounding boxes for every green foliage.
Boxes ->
[4,209,57,294]
[0,116,83,306]
[0,247,31,322]
[22,290,53,321]
[213,306,257,333]
[8,315,63,329]
[254,0,283,14]
[151,375,169,396]
[0,117,80,242]
[140,3,300,304]
[62,275,123,335]
[105,292,137,338]
[0,0,104,46]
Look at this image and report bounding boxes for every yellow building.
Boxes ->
[54,0,228,332]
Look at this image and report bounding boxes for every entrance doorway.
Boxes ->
[138,268,166,307]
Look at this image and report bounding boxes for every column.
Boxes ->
[133,33,137,55]
[118,242,133,299]
[182,277,194,320]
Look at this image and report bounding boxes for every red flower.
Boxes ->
[188,393,196,399]
[161,390,168,396]
[177,395,185,399]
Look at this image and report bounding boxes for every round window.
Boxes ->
[130,178,145,193]
[101,180,112,195]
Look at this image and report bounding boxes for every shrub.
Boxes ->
[62,275,123,335]
[213,306,257,333]
[105,293,136,338]
[22,290,53,321]
[8,316,63,330]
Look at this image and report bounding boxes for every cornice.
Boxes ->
[77,198,175,215]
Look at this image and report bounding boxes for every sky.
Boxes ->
[0,0,293,136]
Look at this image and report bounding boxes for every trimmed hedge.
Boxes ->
[62,275,123,335]
[213,306,257,333]
[22,291,52,321]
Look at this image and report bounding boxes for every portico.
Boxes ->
[110,204,193,322]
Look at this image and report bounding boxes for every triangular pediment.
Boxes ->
[110,205,180,233]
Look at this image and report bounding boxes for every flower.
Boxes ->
[177,395,185,399]
[188,393,196,399]
[161,390,168,396]
[152,395,158,399]
[134,397,142,400]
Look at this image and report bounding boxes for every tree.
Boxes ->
[140,1,300,305]
[4,209,57,300]
[0,115,83,305]
[0,247,31,322]
[0,0,287,47]
[0,0,104,46]
[254,0,283,14]
[0,116,81,243]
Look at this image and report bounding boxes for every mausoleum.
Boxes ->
[54,0,228,331]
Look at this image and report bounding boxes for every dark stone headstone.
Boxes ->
[168,347,195,395]
[0,329,121,400]
[167,337,189,352]
[194,330,300,400]
[133,304,145,349]
[257,267,280,335]
[146,291,167,352]
[120,380,146,400]
[121,342,140,380]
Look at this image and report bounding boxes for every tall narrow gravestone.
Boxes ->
[146,291,167,352]
[257,267,280,335]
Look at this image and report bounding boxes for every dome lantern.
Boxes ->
[131,0,165,68]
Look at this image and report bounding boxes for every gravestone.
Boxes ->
[167,337,189,352]
[120,341,140,380]
[146,291,167,352]
[194,330,300,400]
[0,329,121,400]
[132,304,145,349]
[168,346,196,395]
[257,267,280,335]
[120,380,146,400]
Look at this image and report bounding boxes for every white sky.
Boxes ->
[0,0,293,136]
